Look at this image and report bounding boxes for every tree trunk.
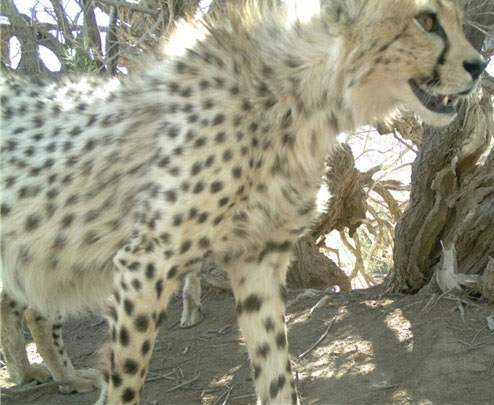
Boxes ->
[387,0,494,296]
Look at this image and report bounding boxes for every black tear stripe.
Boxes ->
[432,23,450,85]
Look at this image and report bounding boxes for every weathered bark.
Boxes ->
[388,94,493,292]
[312,144,368,239]
[388,0,494,296]
[1,0,49,74]
[95,0,198,72]
[287,144,365,291]
[288,235,352,291]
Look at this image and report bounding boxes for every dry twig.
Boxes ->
[298,317,335,359]
[163,373,200,393]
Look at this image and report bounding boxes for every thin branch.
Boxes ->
[102,9,164,70]
[96,0,159,16]
[298,318,335,359]
[163,373,200,393]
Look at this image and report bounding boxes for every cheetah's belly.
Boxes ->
[1,201,135,319]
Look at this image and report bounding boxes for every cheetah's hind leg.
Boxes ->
[180,270,203,328]
[227,252,299,404]
[24,309,101,393]
[0,292,51,386]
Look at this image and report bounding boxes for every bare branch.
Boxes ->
[96,0,159,16]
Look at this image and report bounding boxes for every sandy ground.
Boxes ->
[2,285,494,405]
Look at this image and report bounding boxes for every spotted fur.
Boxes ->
[0,0,485,403]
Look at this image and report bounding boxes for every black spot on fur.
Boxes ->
[168,166,181,176]
[175,61,187,74]
[218,197,229,207]
[180,87,193,97]
[198,156,211,169]
[194,137,207,148]
[132,279,142,291]
[52,235,67,250]
[155,279,164,299]
[193,181,205,194]
[270,375,286,399]
[191,161,203,176]
[141,339,151,355]
[189,208,198,219]
[155,309,167,327]
[123,359,139,375]
[111,372,122,387]
[135,314,149,333]
[259,241,292,262]
[127,262,140,271]
[257,343,271,359]
[264,317,276,332]
[212,113,225,126]
[172,214,183,226]
[145,263,155,279]
[168,265,178,279]
[215,131,226,143]
[84,231,101,245]
[202,98,214,109]
[198,237,210,248]
[61,213,75,227]
[109,307,118,321]
[25,215,41,231]
[121,387,136,403]
[254,364,262,379]
[164,189,178,202]
[237,294,263,315]
[197,212,209,223]
[222,149,233,162]
[210,181,224,193]
[232,167,242,178]
[180,239,192,253]
[213,214,224,225]
[276,332,287,349]
[159,233,171,243]
[123,299,134,316]
[119,326,130,346]
[158,156,171,168]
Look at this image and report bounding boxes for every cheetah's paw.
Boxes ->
[58,368,102,394]
[17,364,52,385]
[180,304,203,328]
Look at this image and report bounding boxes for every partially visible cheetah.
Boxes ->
[1,0,486,403]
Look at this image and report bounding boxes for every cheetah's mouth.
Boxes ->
[409,79,459,115]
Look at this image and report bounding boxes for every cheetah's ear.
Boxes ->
[320,0,365,24]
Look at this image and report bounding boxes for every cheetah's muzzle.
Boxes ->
[408,79,460,116]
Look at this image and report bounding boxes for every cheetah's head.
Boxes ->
[329,0,487,127]
[404,3,486,126]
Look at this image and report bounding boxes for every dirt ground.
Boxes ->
[2,285,494,405]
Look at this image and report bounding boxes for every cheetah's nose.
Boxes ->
[463,57,487,81]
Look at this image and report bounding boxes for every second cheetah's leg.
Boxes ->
[227,252,299,405]
[97,245,181,405]
[24,310,101,394]
[180,270,203,328]
[0,292,51,386]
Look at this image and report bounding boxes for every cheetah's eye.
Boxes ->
[415,12,440,33]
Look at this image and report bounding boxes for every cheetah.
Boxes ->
[0,0,486,403]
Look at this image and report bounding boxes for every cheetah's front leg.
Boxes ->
[0,293,51,386]
[97,247,180,405]
[227,252,299,405]
[24,310,101,393]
